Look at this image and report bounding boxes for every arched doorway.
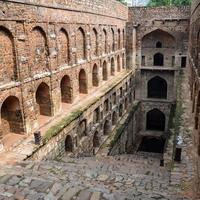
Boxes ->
[146,109,165,131]
[103,120,110,135]
[65,135,73,152]
[112,111,117,125]
[93,131,100,148]
[111,58,115,76]
[76,27,86,61]
[79,69,88,94]
[0,27,16,84]
[61,75,72,103]
[102,29,107,54]
[102,61,108,81]
[1,96,24,135]
[148,76,167,99]
[117,56,121,72]
[92,64,99,87]
[36,83,51,116]
[58,29,70,65]
[154,53,164,66]
[31,27,49,74]
[91,28,98,57]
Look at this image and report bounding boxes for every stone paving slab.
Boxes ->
[0,154,192,200]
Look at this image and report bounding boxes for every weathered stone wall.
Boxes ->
[126,6,190,145]
[0,0,128,147]
[30,72,135,160]
[189,0,200,198]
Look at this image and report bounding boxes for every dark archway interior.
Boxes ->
[79,69,87,94]
[138,137,166,153]
[36,83,51,116]
[148,76,167,99]
[65,135,73,152]
[156,41,162,48]
[154,53,164,66]
[146,109,165,131]
[1,96,24,135]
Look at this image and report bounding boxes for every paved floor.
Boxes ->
[0,154,191,200]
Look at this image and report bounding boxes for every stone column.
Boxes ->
[126,23,137,72]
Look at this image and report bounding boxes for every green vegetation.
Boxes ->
[116,0,127,5]
[148,0,190,6]
[42,109,83,144]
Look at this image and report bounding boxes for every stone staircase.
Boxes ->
[0,154,191,200]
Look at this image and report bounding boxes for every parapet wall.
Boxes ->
[129,6,190,23]
[2,0,128,21]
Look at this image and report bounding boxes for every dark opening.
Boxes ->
[174,148,182,162]
[61,75,72,103]
[154,53,164,66]
[148,76,167,99]
[156,41,162,48]
[181,57,187,68]
[138,136,165,153]
[142,56,145,66]
[65,135,73,152]
[146,109,165,131]
[79,69,87,94]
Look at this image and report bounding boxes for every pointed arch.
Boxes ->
[1,96,24,135]
[31,26,49,74]
[148,76,167,99]
[102,29,107,54]
[36,82,51,116]
[142,29,176,48]
[91,28,98,57]
[65,135,73,152]
[111,57,115,75]
[79,69,88,94]
[77,27,86,61]
[146,109,165,131]
[58,28,70,65]
[61,75,73,103]
[102,61,108,81]
[154,53,164,66]
[0,26,16,84]
[92,64,99,87]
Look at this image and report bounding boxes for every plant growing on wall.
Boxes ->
[148,0,190,6]
[116,0,127,5]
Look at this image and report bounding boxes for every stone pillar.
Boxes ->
[126,22,137,72]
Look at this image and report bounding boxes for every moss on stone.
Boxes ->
[42,109,83,144]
